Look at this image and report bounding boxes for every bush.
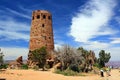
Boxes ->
[93,63,101,69]
[45,64,50,69]
[54,69,85,76]
[0,64,8,69]
[21,64,28,69]
[33,65,39,70]
[54,69,62,74]
[63,69,78,76]
[69,64,80,72]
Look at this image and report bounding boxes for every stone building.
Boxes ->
[29,10,54,51]
[28,10,54,68]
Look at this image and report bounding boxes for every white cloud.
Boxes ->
[0,31,29,41]
[0,19,30,32]
[19,6,32,14]
[69,0,120,61]
[6,8,31,19]
[115,16,120,24]
[54,44,62,50]
[0,18,30,41]
[70,0,116,42]
[110,37,120,44]
[1,47,29,60]
[0,7,31,41]
[83,41,110,50]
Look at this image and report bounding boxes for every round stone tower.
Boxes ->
[29,10,54,51]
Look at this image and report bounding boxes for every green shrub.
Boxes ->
[0,64,8,69]
[33,65,39,70]
[69,64,80,72]
[21,64,28,69]
[93,63,101,69]
[45,64,50,69]
[63,69,78,76]
[54,69,85,76]
[54,69,63,74]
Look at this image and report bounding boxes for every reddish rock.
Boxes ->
[8,56,23,69]
[16,56,23,65]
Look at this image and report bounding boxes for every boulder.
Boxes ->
[8,56,23,69]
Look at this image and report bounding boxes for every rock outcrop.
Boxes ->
[16,56,23,65]
[8,56,23,69]
[27,52,38,68]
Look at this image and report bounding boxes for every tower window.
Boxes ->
[48,16,51,20]
[49,37,51,39]
[43,15,46,19]
[37,15,40,19]
[42,24,44,27]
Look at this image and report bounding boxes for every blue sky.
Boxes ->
[0,0,120,61]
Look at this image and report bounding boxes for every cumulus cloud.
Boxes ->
[70,0,116,42]
[69,0,120,61]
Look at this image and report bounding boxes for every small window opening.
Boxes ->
[37,15,40,19]
[48,16,51,20]
[43,15,46,19]
[49,37,51,39]
[42,24,44,27]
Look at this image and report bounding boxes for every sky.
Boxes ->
[0,0,120,61]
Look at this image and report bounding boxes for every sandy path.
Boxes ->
[0,69,120,80]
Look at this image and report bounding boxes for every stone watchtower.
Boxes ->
[29,10,54,51]
[28,10,54,67]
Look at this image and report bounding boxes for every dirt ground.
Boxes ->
[0,69,120,80]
